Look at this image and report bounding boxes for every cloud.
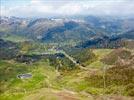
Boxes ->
[1,0,134,17]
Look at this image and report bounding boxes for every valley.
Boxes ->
[0,16,134,100]
[0,38,134,100]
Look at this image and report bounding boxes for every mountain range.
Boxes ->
[0,16,134,44]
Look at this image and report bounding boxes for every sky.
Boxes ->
[1,0,134,17]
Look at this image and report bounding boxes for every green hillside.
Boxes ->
[0,43,133,100]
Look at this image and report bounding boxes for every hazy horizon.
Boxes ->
[1,0,134,18]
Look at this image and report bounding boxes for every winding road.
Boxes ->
[38,49,87,70]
